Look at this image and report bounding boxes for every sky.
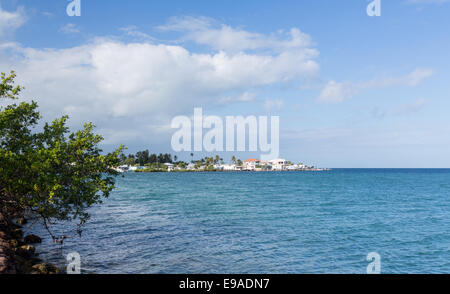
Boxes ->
[1,0,450,168]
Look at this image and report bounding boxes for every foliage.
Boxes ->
[122,150,172,166]
[0,71,124,242]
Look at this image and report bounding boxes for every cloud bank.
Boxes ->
[0,12,320,148]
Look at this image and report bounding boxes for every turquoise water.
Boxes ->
[30,169,450,273]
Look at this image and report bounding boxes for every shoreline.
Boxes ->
[0,213,61,274]
[131,168,331,173]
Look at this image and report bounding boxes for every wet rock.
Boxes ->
[15,244,35,258]
[0,231,17,274]
[24,234,42,244]
[31,263,60,274]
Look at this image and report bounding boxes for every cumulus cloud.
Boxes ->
[0,18,320,148]
[158,16,317,55]
[0,6,26,36]
[318,68,433,103]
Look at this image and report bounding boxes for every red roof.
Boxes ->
[244,158,260,163]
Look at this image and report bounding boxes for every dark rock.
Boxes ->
[29,257,43,264]
[9,239,20,248]
[24,234,42,244]
[17,218,27,225]
[14,255,34,274]
[11,228,23,239]
[15,244,35,258]
[0,231,16,274]
[31,263,60,274]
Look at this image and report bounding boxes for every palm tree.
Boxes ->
[190,153,194,163]
[231,156,236,165]
[174,155,178,163]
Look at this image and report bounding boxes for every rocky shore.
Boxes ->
[0,212,61,274]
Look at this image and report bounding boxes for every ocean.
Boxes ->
[29,169,450,273]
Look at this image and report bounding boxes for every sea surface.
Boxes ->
[29,169,450,273]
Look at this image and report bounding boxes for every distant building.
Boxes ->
[285,164,299,171]
[269,158,286,171]
[221,164,235,171]
[164,163,174,172]
[243,158,260,171]
[233,165,243,171]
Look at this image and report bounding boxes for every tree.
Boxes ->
[231,156,236,164]
[135,149,150,166]
[0,71,123,243]
[119,153,127,164]
[125,157,135,166]
[149,153,157,164]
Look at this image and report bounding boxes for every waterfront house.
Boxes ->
[221,164,235,171]
[269,158,286,171]
[234,165,243,171]
[243,158,260,171]
[286,164,299,171]
[260,161,272,171]
[164,163,174,172]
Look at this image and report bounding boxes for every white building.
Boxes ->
[285,164,299,171]
[164,163,174,171]
[269,159,286,171]
[243,159,260,171]
[220,164,235,171]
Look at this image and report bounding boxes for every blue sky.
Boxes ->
[1,0,450,167]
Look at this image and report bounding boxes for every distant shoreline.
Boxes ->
[129,168,331,173]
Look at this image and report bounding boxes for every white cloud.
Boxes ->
[1,18,319,147]
[0,6,26,36]
[159,16,317,55]
[317,80,357,103]
[119,26,155,42]
[318,68,433,103]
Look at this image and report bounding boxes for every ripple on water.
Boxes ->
[28,169,450,273]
